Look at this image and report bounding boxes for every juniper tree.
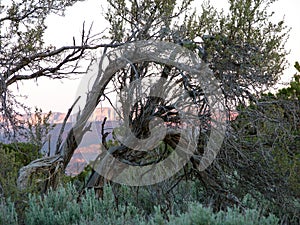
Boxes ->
[16,1,298,223]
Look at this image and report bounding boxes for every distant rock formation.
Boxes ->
[47,107,117,124]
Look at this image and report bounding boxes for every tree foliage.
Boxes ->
[26,107,55,151]
[0,142,41,200]
[222,63,300,222]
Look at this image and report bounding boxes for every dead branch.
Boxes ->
[55,96,81,154]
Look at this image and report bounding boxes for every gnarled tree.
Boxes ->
[16,0,299,223]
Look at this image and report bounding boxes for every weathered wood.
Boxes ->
[17,155,62,190]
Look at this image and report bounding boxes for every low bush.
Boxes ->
[0,183,280,225]
[0,198,18,225]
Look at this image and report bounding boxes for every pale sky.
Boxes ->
[12,0,300,113]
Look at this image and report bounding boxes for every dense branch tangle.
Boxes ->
[104,62,210,166]
[91,40,218,182]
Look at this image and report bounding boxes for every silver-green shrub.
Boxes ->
[0,198,18,225]
[22,183,280,225]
